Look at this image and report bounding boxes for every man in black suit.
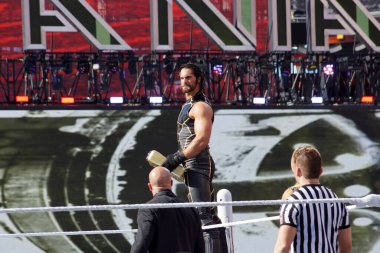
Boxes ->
[130,166,205,253]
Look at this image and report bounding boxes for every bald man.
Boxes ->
[130,166,205,253]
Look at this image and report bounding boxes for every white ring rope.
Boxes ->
[0,195,378,237]
[0,229,138,238]
[0,194,378,215]
[203,204,358,230]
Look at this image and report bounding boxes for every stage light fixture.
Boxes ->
[106,55,119,73]
[163,53,174,75]
[24,54,37,74]
[311,97,323,104]
[149,96,163,104]
[361,96,374,103]
[128,53,138,74]
[253,97,266,105]
[61,54,73,74]
[323,64,335,75]
[52,72,63,90]
[16,95,29,103]
[110,96,124,104]
[77,55,90,74]
[210,57,223,76]
[61,97,75,104]
[92,63,100,70]
[177,56,191,66]
[212,64,223,75]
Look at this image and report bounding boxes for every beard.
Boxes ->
[181,83,197,94]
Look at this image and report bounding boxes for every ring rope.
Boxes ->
[203,204,358,230]
[0,194,378,214]
[0,229,138,238]
[0,200,372,237]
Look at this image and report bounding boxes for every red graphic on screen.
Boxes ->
[0,0,268,59]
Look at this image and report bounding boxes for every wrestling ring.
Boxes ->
[0,191,379,252]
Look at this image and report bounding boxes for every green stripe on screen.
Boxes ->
[356,7,369,35]
[96,20,111,44]
[241,0,252,31]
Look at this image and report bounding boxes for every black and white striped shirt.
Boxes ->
[279,184,350,253]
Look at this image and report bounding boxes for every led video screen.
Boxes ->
[0,108,378,252]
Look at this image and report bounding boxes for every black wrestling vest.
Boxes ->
[177,92,215,176]
[177,92,213,152]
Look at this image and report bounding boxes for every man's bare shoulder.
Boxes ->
[190,101,213,119]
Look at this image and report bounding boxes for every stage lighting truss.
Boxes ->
[5,51,380,106]
[347,58,364,71]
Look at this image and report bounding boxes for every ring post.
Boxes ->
[217,189,234,253]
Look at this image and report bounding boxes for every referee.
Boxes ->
[274,146,352,253]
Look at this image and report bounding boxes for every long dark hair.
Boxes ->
[179,63,205,91]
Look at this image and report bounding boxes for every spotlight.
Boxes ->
[306,64,318,74]
[77,55,90,74]
[52,71,63,90]
[361,96,374,103]
[92,63,100,70]
[212,64,223,75]
[323,64,335,76]
[236,59,247,75]
[163,53,173,75]
[128,52,138,74]
[16,95,29,103]
[149,96,163,104]
[24,54,37,74]
[210,57,223,76]
[311,97,323,104]
[106,55,119,73]
[253,97,266,105]
[61,97,75,104]
[177,56,191,66]
[61,54,73,74]
[110,96,124,104]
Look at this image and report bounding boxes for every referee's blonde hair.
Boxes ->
[291,145,322,179]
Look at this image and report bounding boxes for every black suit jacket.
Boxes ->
[130,189,205,253]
